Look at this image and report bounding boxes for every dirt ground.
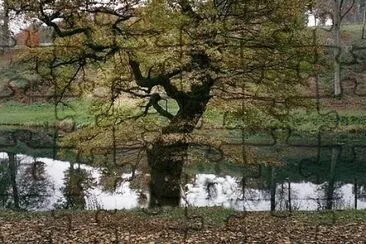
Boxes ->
[1,210,366,243]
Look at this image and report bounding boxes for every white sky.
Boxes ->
[0,0,27,34]
[308,13,333,27]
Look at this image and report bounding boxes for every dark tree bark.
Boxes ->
[147,86,212,206]
[148,142,187,206]
[325,147,340,210]
[268,167,276,212]
[8,153,20,210]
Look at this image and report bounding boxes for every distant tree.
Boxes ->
[313,0,356,96]
[0,0,10,54]
[361,0,366,38]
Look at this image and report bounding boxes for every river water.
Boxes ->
[1,127,366,212]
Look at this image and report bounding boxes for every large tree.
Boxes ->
[10,0,315,206]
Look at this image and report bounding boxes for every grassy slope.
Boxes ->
[1,97,366,134]
[0,100,93,126]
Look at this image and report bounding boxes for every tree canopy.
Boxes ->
[6,0,317,205]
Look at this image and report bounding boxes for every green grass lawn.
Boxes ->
[342,24,364,41]
[1,98,366,134]
[0,100,93,126]
[314,23,364,42]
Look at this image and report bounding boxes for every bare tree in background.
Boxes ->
[0,0,10,54]
[332,0,355,96]
[361,0,366,38]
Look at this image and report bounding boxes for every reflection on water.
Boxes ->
[0,153,140,211]
[1,126,366,211]
[185,175,366,211]
[1,152,366,211]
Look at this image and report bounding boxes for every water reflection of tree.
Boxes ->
[0,154,12,208]
[314,147,345,210]
[0,153,54,210]
[276,181,301,211]
[57,163,96,210]
[314,182,345,210]
[17,160,54,210]
[198,175,269,211]
[355,185,366,206]
[233,177,260,211]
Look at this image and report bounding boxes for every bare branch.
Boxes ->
[144,93,174,120]
[340,0,355,23]
[128,57,185,101]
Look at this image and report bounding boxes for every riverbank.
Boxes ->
[0,100,92,127]
[0,208,365,243]
[2,98,366,134]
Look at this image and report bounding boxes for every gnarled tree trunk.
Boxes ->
[148,142,187,207]
[147,92,211,207]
